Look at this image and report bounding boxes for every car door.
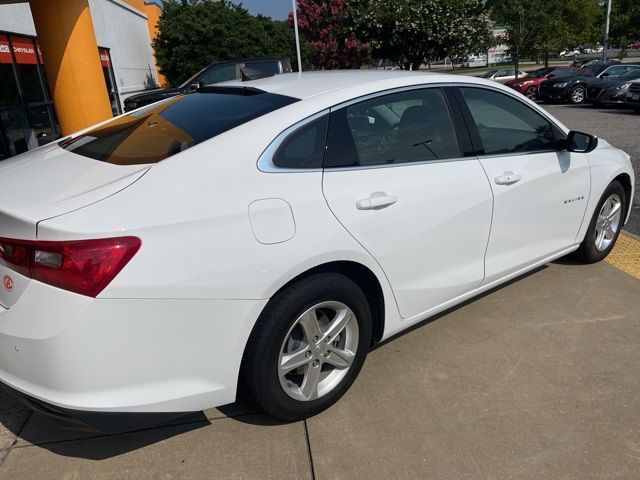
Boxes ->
[321,87,493,319]
[454,86,591,284]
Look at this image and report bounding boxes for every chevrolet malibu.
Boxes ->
[0,71,634,431]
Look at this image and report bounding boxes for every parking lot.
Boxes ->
[0,102,639,480]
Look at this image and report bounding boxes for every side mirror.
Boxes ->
[567,130,598,153]
[188,83,198,92]
[601,72,609,77]
[547,73,555,78]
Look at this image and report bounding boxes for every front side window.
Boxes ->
[61,89,297,165]
[603,66,628,77]
[325,88,460,168]
[199,65,237,86]
[553,68,575,78]
[459,87,558,155]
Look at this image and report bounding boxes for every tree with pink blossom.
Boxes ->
[288,0,370,69]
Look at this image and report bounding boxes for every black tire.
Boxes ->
[574,180,627,263]
[569,85,586,104]
[241,273,372,421]
[634,107,640,114]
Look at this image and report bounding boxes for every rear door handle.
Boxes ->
[494,171,522,185]
[356,192,398,210]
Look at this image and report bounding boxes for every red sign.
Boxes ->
[0,34,11,64]
[12,35,38,65]
[3,275,13,292]
[99,47,111,68]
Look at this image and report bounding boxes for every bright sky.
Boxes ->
[233,0,292,20]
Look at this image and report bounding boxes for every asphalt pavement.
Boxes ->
[540,103,640,235]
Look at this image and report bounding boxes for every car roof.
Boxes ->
[223,70,470,100]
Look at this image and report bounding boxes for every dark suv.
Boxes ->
[123,57,292,112]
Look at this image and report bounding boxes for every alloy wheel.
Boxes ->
[594,193,622,251]
[278,301,359,402]
[571,86,585,103]
[525,87,537,100]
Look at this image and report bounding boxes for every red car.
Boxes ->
[504,66,581,99]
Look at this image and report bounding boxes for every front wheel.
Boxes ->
[569,85,586,104]
[241,273,372,421]
[524,86,538,100]
[574,180,626,263]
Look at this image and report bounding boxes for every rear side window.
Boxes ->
[246,61,280,76]
[325,88,460,168]
[61,89,298,165]
[273,115,328,169]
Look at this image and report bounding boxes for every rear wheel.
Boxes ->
[574,180,626,263]
[634,107,640,114]
[569,85,586,104]
[241,273,372,421]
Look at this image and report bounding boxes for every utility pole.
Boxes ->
[602,0,612,61]
[291,0,302,77]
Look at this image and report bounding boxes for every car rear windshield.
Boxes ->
[60,88,298,165]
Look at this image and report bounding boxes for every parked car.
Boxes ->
[538,63,636,104]
[626,80,640,112]
[504,66,580,99]
[560,49,581,58]
[571,58,620,68]
[587,68,640,107]
[0,71,634,430]
[462,53,487,68]
[479,68,526,83]
[123,57,292,111]
[628,42,640,50]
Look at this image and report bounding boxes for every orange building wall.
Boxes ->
[143,2,167,87]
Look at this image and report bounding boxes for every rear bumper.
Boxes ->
[0,280,267,428]
[1,381,191,433]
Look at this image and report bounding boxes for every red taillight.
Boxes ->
[0,237,141,297]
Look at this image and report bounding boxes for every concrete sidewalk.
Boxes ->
[0,237,639,479]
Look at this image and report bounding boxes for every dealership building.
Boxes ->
[0,0,164,160]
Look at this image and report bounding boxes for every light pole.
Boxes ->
[291,0,302,77]
[602,0,612,61]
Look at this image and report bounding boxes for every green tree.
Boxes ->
[357,0,492,70]
[609,0,640,48]
[488,0,601,71]
[153,0,299,86]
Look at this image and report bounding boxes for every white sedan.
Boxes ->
[0,71,634,430]
[479,68,527,83]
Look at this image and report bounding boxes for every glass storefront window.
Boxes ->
[0,32,58,159]
[0,108,30,156]
[0,64,20,107]
[0,34,20,107]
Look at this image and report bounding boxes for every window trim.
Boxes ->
[257,82,569,174]
[450,83,567,159]
[256,109,329,173]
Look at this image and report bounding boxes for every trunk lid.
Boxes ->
[0,143,149,240]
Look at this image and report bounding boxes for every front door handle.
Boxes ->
[494,171,522,185]
[356,192,398,210]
